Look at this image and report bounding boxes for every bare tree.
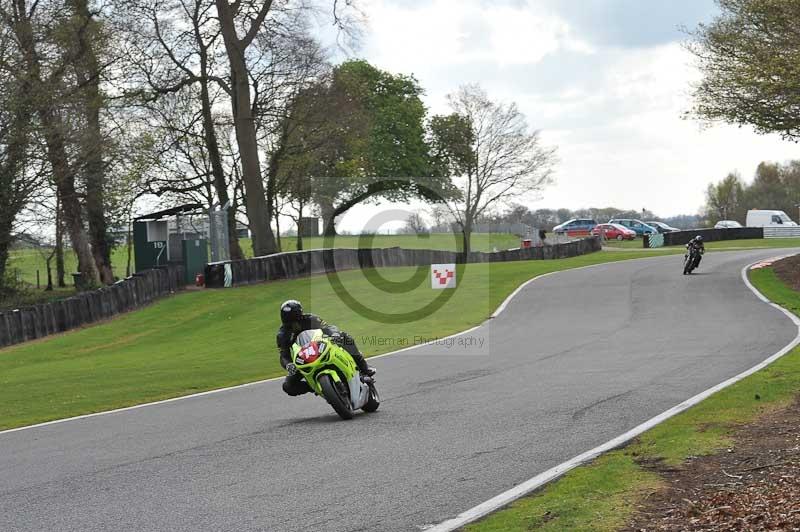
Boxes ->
[431,85,556,257]
[122,0,245,259]
[403,212,428,234]
[214,0,278,256]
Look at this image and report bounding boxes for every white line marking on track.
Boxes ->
[422,254,800,532]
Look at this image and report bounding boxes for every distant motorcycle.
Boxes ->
[287,329,380,420]
[683,246,703,275]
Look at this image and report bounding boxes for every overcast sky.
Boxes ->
[330,0,800,231]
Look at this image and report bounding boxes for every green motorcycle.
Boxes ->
[287,329,380,420]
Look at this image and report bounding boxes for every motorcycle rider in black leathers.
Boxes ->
[686,235,705,268]
[277,300,375,396]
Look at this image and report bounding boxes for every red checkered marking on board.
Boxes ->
[433,268,454,285]
[431,263,456,289]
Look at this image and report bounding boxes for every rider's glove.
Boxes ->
[286,363,297,376]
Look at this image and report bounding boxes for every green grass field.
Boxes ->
[7,233,520,287]
[467,264,800,532]
[0,249,678,431]
[6,246,133,286]
[248,232,520,255]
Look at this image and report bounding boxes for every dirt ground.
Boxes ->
[772,255,800,292]
[623,397,800,531]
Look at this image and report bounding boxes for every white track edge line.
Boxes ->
[423,254,800,532]
[0,252,727,436]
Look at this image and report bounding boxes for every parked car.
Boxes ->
[714,220,743,229]
[646,221,680,233]
[745,209,798,227]
[608,218,658,236]
[553,218,597,237]
[591,223,636,241]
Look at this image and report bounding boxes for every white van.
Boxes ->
[745,209,798,227]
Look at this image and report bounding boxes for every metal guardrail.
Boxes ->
[764,226,800,238]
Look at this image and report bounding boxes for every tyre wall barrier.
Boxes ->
[0,266,185,350]
[644,227,764,248]
[204,237,602,288]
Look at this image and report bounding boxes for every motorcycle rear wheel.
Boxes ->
[319,374,354,420]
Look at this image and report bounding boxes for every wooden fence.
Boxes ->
[0,266,185,349]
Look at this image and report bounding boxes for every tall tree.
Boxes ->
[431,85,556,256]
[704,172,745,224]
[67,0,114,283]
[214,0,277,256]
[3,0,101,285]
[280,60,447,235]
[688,0,800,140]
[0,36,35,293]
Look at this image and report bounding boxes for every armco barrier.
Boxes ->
[204,238,602,288]
[764,226,800,238]
[644,227,764,248]
[0,266,185,350]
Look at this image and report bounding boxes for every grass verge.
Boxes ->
[0,250,678,431]
[466,264,800,532]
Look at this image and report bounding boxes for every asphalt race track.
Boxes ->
[1,249,797,532]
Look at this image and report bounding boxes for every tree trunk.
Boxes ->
[45,254,54,291]
[215,0,277,257]
[70,0,114,285]
[273,195,282,251]
[461,218,473,262]
[0,218,11,294]
[296,200,305,251]
[40,107,100,287]
[126,218,133,277]
[55,197,66,288]
[319,200,337,237]
[198,51,243,261]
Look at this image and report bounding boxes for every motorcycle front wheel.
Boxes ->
[319,374,354,420]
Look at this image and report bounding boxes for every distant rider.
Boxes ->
[276,300,375,396]
[686,235,705,268]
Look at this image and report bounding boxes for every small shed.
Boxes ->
[133,204,209,284]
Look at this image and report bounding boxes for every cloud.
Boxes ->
[362,0,592,71]
[329,0,800,229]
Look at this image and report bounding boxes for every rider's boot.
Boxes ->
[339,332,376,377]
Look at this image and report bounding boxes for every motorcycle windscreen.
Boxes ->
[294,329,319,347]
[295,329,324,364]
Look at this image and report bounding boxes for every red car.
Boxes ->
[592,223,636,241]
